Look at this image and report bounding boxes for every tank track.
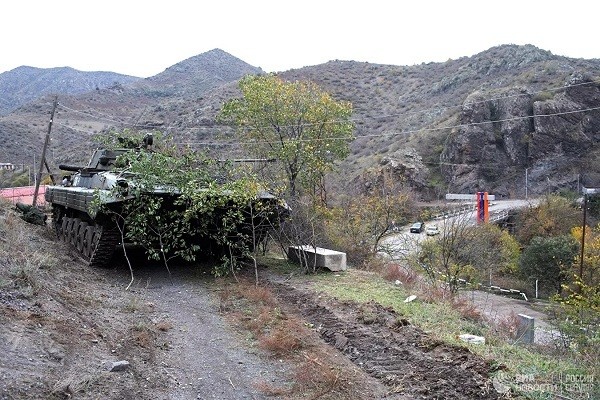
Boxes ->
[89,225,120,268]
[57,215,120,268]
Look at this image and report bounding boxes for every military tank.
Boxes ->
[45,135,287,267]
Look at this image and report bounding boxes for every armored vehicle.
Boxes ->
[45,136,286,267]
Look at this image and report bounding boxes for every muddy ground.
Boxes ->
[0,208,502,399]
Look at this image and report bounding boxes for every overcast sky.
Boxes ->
[2,0,598,78]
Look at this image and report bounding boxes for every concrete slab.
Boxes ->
[288,245,347,271]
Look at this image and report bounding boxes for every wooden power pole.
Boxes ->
[32,96,58,207]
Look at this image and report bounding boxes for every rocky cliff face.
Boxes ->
[351,148,429,196]
[440,73,600,196]
[532,72,600,158]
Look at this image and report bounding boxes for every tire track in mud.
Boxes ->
[271,283,499,400]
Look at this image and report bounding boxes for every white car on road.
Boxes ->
[425,225,440,236]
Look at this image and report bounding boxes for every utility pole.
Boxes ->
[33,96,57,206]
[525,168,529,200]
[579,187,600,281]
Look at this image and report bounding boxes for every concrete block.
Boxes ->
[516,314,535,344]
[459,334,485,345]
[288,245,347,271]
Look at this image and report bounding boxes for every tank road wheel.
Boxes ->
[69,218,81,246]
[76,222,88,253]
[54,210,64,238]
[56,219,63,238]
[90,226,101,257]
[62,218,73,243]
[60,218,67,242]
[82,226,95,259]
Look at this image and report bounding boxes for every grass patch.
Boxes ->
[310,269,484,341]
[307,267,598,399]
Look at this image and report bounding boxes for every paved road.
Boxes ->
[381,198,557,344]
[461,290,558,344]
[380,199,537,258]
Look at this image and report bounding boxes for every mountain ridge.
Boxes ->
[0,66,141,116]
[1,45,599,197]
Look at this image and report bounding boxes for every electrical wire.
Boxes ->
[37,78,600,160]
[52,78,600,137]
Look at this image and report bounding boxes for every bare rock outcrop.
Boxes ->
[441,73,600,196]
[351,148,429,195]
[532,72,600,158]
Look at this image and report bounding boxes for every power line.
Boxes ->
[357,78,600,122]
[53,78,600,135]
[48,101,600,149]
[47,80,600,149]
[172,104,600,147]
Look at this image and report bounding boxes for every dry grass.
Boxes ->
[293,350,345,396]
[449,295,483,322]
[381,263,419,288]
[220,277,367,399]
[238,283,278,307]
[155,320,173,332]
[132,325,154,348]
[420,283,454,303]
[258,317,309,357]
[252,380,291,397]
[488,311,520,340]
[243,305,278,336]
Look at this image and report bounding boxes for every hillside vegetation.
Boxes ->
[1,45,599,197]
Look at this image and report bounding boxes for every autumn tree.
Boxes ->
[219,74,354,200]
[571,224,600,287]
[514,195,580,245]
[457,223,520,285]
[416,210,521,293]
[326,185,414,266]
[552,277,600,350]
[551,226,600,352]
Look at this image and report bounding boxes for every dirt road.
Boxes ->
[118,263,290,400]
[0,213,290,399]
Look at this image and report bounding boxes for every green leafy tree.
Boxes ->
[326,174,414,266]
[416,214,520,293]
[460,223,520,284]
[219,74,354,199]
[553,277,600,350]
[571,224,600,287]
[519,235,579,294]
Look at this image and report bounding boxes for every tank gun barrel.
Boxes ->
[59,164,84,172]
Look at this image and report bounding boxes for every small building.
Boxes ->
[0,163,15,171]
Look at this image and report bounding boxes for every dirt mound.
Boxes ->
[272,283,499,400]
